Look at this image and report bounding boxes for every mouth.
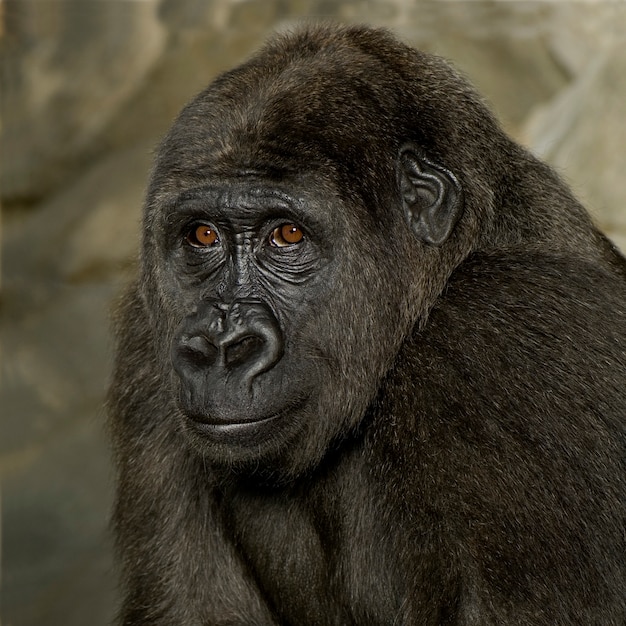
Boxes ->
[184,412,281,443]
[180,392,311,449]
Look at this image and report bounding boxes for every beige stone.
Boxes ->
[1,1,165,201]
[524,39,626,250]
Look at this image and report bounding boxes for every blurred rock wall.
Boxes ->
[2,2,625,625]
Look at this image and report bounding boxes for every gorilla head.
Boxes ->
[138,27,477,474]
[135,25,611,479]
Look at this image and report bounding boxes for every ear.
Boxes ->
[397,143,463,245]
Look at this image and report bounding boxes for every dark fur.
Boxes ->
[108,24,626,625]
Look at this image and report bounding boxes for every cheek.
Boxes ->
[298,255,412,382]
[156,262,218,322]
[141,280,200,371]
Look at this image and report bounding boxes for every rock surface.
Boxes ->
[2,2,625,624]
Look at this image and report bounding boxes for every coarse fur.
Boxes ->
[108,24,626,625]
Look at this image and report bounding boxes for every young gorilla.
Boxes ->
[109,24,626,625]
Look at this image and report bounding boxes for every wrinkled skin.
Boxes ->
[109,24,626,625]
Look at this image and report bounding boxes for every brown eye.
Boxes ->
[269,224,304,247]
[187,224,219,247]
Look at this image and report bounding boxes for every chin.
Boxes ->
[176,398,312,475]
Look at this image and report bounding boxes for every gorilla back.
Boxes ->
[108,24,626,625]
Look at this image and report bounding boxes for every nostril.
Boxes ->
[224,335,264,369]
[179,335,219,366]
[174,301,283,378]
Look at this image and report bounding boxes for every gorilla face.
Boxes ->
[147,171,405,471]
[165,179,342,459]
[147,148,460,474]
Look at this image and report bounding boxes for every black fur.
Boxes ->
[108,24,626,625]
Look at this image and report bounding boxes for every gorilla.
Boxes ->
[108,24,626,625]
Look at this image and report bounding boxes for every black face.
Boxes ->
[163,179,341,461]
[147,156,461,475]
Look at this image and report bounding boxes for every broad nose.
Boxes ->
[175,300,283,379]
[183,324,266,371]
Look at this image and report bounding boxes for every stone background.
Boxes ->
[2,1,625,624]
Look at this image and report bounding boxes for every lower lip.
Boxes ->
[185,413,281,443]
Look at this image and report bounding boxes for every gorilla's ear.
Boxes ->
[398,144,463,245]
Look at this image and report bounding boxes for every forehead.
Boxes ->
[157,171,352,230]
[166,174,331,211]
